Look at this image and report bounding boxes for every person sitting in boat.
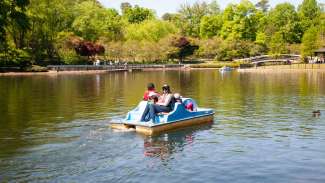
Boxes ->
[143,83,159,101]
[141,84,175,122]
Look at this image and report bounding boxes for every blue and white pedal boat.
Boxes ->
[219,66,233,73]
[111,98,215,135]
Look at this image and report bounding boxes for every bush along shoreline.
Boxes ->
[0,65,48,73]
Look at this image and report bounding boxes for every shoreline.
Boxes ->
[0,67,189,76]
[238,69,325,73]
[2,66,325,76]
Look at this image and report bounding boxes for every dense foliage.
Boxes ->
[0,0,324,66]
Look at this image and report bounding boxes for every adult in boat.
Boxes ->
[143,83,159,101]
[141,84,175,122]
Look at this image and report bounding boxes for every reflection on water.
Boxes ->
[0,70,325,182]
[143,125,211,159]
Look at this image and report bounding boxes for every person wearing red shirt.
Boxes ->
[143,83,157,101]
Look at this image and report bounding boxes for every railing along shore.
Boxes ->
[47,64,185,72]
[240,64,325,70]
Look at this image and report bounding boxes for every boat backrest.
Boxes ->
[182,98,198,112]
[125,101,148,121]
[170,96,177,110]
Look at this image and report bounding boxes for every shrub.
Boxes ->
[0,47,31,67]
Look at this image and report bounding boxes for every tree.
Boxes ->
[298,0,321,30]
[208,0,221,15]
[73,40,105,59]
[178,1,210,37]
[27,0,82,63]
[219,0,261,41]
[0,0,29,50]
[123,5,155,24]
[125,20,177,42]
[169,36,198,63]
[55,32,83,64]
[178,1,221,37]
[266,3,303,43]
[255,0,270,12]
[199,15,223,38]
[0,0,30,66]
[196,36,223,59]
[255,32,267,45]
[162,13,173,21]
[268,32,287,56]
[73,2,123,41]
[215,39,253,61]
[301,27,321,58]
[320,13,325,46]
[121,2,132,15]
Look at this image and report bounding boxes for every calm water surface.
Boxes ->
[1,70,325,182]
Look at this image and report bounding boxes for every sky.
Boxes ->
[97,0,317,17]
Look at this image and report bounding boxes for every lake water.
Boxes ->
[1,70,325,182]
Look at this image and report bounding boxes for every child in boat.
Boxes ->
[143,83,159,101]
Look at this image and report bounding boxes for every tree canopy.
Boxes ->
[0,0,324,66]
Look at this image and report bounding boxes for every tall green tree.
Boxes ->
[301,26,321,58]
[123,5,155,24]
[0,0,30,50]
[27,0,79,63]
[220,0,261,41]
[178,2,211,37]
[298,0,321,30]
[266,3,303,43]
[199,15,223,38]
[0,0,30,66]
[268,32,287,56]
[73,1,123,41]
